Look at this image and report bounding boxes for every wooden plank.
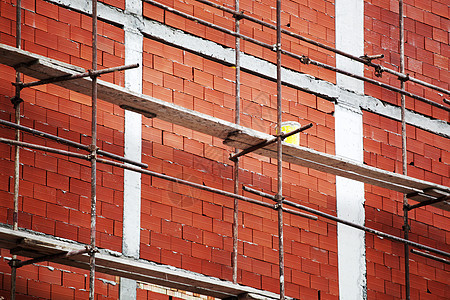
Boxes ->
[0,226,283,299]
[223,135,450,211]
[0,43,449,211]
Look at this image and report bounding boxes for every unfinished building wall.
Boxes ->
[0,0,448,299]
[363,1,449,298]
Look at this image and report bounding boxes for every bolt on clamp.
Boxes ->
[374,65,383,77]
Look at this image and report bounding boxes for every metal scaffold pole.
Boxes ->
[275,0,284,298]
[1,0,449,299]
[144,0,450,112]
[10,0,22,299]
[89,0,98,298]
[191,0,450,98]
[231,0,241,285]
[399,1,410,299]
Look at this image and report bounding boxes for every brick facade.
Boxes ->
[0,0,448,299]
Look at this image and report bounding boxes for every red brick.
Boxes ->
[46,203,69,223]
[243,242,263,260]
[193,69,214,88]
[182,225,202,243]
[240,269,261,289]
[140,243,161,263]
[301,258,320,276]
[183,138,203,156]
[171,207,193,226]
[310,274,329,292]
[431,1,448,18]
[165,11,186,31]
[70,26,92,46]
[161,219,182,238]
[143,2,164,21]
[28,279,51,299]
[424,37,440,53]
[58,6,81,27]
[211,248,231,265]
[38,266,62,285]
[170,235,191,255]
[152,143,174,161]
[55,221,78,240]
[192,213,212,231]
[253,230,273,248]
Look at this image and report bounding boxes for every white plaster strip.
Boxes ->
[335,1,366,299]
[120,1,143,299]
[49,0,449,137]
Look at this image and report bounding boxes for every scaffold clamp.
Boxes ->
[10,96,23,107]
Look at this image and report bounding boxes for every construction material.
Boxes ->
[192,0,449,97]
[14,63,138,89]
[143,0,450,113]
[0,119,147,168]
[0,226,285,300]
[231,0,241,284]
[279,121,301,146]
[229,123,313,161]
[0,43,448,210]
[410,249,449,264]
[89,1,99,298]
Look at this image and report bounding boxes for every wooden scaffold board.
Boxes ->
[0,225,283,299]
[0,43,449,211]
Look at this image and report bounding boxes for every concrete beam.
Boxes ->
[0,43,448,210]
[0,225,284,300]
[46,0,449,138]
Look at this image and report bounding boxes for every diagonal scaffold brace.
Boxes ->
[229,123,313,162]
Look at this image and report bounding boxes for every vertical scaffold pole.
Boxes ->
[10,0,22,299]
[89,0,98,299]
[399,1,410,299]
[232,0,241,285]
[276,0,284,298]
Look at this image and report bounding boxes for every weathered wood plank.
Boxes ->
[0,43,448,210]
[0,226,282,299]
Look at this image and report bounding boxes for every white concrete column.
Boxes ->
[335,1,366,299]
[120,0,143,298]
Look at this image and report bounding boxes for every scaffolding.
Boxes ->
[0,0,449,299]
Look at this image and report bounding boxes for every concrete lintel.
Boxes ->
[46,0,449,137]
[1,42,449,210]
[0,225,284,300]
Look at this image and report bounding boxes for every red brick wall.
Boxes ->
[364,0,449,119]
[364,0,449,298]
[1,0,125,298]
[139,32,337,299]
[0,0,448,299]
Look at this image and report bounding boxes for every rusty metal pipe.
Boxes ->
[88,158,450,259]
[231,0,241,284]
[410,249,449,265]
[399,1,410,298]
[11,1,22,298]
[193,0,449,96]
[283,207,318,221]
[275,0,285,297]
[242,186,317,220]
[282,198,450,258]
[144,0,450,112]
[280,50,450,113]
[0,119,148,168]
[0,138,89,160]
[14,248,90,268]
[97,157,276,210]
[229,123,313,161]
[243,185,277,200]
[14,63,139,89]
[89,0,98,298]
